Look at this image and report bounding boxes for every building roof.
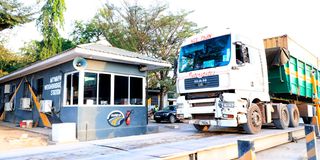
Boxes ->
[77,40,165,64]
[0,41,171,83]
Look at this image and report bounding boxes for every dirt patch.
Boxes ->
[0,126,48,152]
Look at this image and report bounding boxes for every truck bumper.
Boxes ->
[189,119,238,127]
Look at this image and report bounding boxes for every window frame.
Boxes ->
[83,72,98,105]
[63,71,79,106]
[63,70,146,107]
[113,73,145,106]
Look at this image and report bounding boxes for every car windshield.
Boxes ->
[178,34,231,73]
[163,105,176,111]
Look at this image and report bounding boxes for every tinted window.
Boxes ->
[179,34,231,72]
[99,74,111,105]
[84,72,97,105]
[114,76,128,105]
[130,77,143,105]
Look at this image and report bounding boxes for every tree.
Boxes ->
[0,44,29,77]
[73,2,203,108]
[0,0,34,31]
[20,38,76,63]
[70,20,103,44]
[36,0,66,60]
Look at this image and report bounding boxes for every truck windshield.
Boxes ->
[179,34,231,73]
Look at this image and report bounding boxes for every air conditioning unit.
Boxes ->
[40,100,52,113]
[4,102,13,111]
[4,84,10,94]
[20,98,31,109]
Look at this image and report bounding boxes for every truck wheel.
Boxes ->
[273,105,290,129]
[287,104,300,127]
[243,104,262,134]
[193,124,210,131]
[169,115,176,123]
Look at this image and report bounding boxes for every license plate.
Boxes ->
[155,116,160,118]
[199,120,210,125]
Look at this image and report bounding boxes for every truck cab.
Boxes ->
[177,32,271,133]
[177,32,317,133]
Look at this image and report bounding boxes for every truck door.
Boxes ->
[235,44,261,91]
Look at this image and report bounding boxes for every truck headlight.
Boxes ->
[223,102,235,108]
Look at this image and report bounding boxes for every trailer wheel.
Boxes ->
[243,104,262,134]
[193,124,210,132]
[287,104,300,127]
[273,104,289,129]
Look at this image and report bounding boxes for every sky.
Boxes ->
[4,0,320,57]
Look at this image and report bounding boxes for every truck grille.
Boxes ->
[192,102,215,107]
[185,75,219,90]
[186,92,221,100]
[192,114,215,119]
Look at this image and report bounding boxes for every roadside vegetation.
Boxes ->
[0,0,203,108]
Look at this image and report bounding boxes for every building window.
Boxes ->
[130,77,143,105]
[36,78,43,99]
[66,74,71,104]
[65,72,79,105]
[64,71,144,106]
[98,74,111,105]
[72,73,79,104]
[114,75,128,105]
[23,82,28,97]
[83,72,97,105]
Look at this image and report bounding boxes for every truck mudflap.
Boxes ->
[189,119,238,127]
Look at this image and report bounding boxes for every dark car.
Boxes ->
[153,105,178,123]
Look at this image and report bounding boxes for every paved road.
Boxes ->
[0,120,317,160]
[257,138,319,160]
[152,120,317,160]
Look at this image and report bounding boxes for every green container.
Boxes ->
[268,54,320,100]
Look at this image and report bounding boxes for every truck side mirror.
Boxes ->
[241,45,250,63]
[235,41,250,65]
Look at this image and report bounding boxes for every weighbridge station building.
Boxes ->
[0,40,170,141]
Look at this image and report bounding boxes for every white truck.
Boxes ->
[176,96,191,119]
[176,31,318,133]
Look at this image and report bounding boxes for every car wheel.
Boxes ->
[169,115,175,123]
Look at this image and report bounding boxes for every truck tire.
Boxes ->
[243,104,262,134]
[287,104,300,127]
[273,104,289,129]
[169,115,176,123]
[193,124,210,131]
